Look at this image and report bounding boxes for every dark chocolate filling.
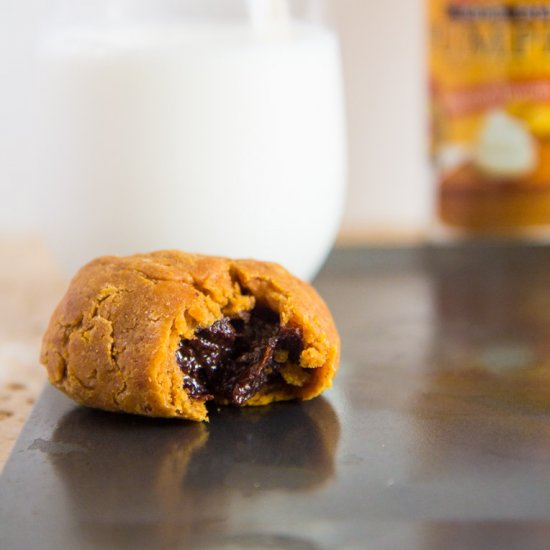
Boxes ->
[176,307,303,405]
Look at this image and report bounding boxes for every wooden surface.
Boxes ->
[3,245,550,549]
[0,235,65,471]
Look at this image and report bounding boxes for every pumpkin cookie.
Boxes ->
[40,251,340,421]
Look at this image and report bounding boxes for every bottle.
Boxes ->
[429,0,550,236]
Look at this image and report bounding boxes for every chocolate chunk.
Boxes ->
[176,307,303,405]
[176,317,236,399]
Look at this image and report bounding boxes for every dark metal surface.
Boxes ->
[3,246,550,549]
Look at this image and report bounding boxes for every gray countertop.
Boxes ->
[2,246,550,549]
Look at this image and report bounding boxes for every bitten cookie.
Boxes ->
[40,251,340,421]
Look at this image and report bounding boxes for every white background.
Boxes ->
[0,0,430,239]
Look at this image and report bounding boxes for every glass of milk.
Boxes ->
[35,0,347,280]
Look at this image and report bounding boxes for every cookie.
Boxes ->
[40,251,340,421]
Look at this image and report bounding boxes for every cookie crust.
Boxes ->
[40,251,340,421]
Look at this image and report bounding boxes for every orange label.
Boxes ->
[430,0,550,190]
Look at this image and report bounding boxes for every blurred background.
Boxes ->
[0,0,429,244]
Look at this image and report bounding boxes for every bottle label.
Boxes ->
[430,0,550,229]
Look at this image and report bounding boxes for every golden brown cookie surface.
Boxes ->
[40,251,340,421]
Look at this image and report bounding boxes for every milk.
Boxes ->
[36,19,346,280]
